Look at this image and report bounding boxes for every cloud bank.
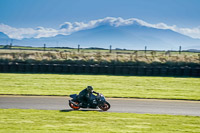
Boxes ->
[0,23,62,39]
[0,17,200,40]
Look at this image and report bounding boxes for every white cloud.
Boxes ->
[0,23,36,39]
[1,17,200,39]
[175,27,200,39]
[60,22,73,30]
[0,23,63,39]
[34,27,59,38]
[56,17,200,39]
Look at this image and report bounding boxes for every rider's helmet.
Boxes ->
[86,86,93,92]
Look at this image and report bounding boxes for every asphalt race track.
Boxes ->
[0,96,200,116]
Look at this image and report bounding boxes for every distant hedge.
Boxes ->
[0,58,199,67]
[0,63,199,77]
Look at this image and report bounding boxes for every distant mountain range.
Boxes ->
[0,32,10,44]
[0,23,200,50]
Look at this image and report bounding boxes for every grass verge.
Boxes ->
[0,109,200,133]
[0,73,200,100]
[0,49,199,66]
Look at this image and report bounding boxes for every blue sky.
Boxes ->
[0,0,200,39]
[0,0,200,28]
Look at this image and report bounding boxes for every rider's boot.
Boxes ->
[77,102,83,107]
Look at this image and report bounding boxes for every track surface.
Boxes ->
[0,96,200,116]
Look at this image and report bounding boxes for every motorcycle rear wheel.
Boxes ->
[98,102,110,111]
[69,101,80,110]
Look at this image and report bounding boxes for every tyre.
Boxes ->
[69,101,80,110]
[98,101,110,111]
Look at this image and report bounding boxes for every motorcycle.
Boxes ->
[69,93,111,111]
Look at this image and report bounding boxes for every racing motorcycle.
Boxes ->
[69,93,110,111]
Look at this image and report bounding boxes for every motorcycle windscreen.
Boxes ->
[100,95,105,101]
[90,94,96,100]
[70,94,77,98]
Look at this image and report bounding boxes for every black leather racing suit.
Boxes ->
[78,88,98,106]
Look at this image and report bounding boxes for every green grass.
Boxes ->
[0,73,200,100]
[1,46,199,55]
[0,109,200,133]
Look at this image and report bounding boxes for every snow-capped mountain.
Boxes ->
[0,32,10,39]
[0,32,10,44]
[2,21,200,50]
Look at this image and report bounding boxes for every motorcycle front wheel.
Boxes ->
[98,101,110,111]
[69,101,80,110]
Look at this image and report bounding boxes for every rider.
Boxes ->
[78,86,99,107]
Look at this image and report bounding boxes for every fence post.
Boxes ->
[78,44,80,53]
[145,46,147,55]
[179,46,182,54]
